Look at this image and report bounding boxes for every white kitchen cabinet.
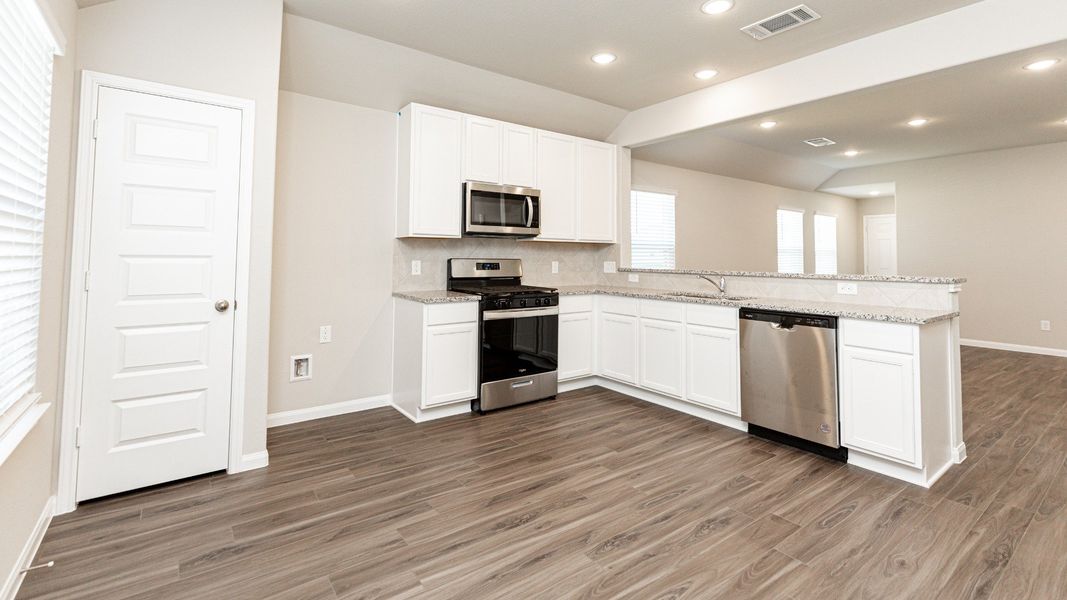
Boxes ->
[577,139,617,242]
[424,321,480,406]
[598,312,638,384]
[840,345,918,465]
[397,104,463,237]
[559,311,594,380]
[535,130,579,241]
[463,115,502,184]
[502,123,536,188]
[685,324,740,414]
[639,318,685,398]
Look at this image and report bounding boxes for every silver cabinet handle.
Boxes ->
[511,380,534,389]
[215,299,231,313]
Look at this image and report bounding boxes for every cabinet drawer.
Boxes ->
[640,299,683,322]
[559,295,594,314]
[599,295,639,316]
[426,302,478,326]
[686,304,738,330]
[840,319,916,354]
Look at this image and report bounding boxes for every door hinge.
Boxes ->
[92,118,99,139]
[83,270,90,292]
[75,426,81,448]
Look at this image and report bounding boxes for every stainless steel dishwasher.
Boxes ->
[739,309,845,460]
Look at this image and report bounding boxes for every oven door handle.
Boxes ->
[483,306,559,320]
[524,196,534,228]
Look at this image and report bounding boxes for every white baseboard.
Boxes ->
[961,338,1067,358]
[390,400,471,424]
[267,394,392,428]
[232,450,269,473]
[390,402,419,423]
[953,442,968,464]
[2,495,54,600]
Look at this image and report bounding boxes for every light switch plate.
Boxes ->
[319,325,332,343]
[551,261,559,274]
[1041,320,1051,331]
[628,274,639,283]
[604,261,617,274]
[837,282,858,295]
[411,260,421,275]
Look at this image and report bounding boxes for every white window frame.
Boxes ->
[776,207,805,274]
[629,187,676,270]
[0,0,65,468]
[813,212,838,275]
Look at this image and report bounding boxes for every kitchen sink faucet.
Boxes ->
[698,274,728,296]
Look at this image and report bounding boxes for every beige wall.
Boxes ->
[2,0,78,588]
[631,160,860,274]
[823,141,1067,350]
[76,0,284,456]
[855,196,896,271]
[269,92,396,415]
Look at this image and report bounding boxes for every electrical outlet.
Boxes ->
[1041,320,1051,331]
[604,261,617,274]
[290,354,312,382]
[411,260,421,275]
[551,261,559,274]
[837,282,858,295]
[628,274,640,283]
[319,325,332,343]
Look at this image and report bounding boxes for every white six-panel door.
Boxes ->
[76,86,243,501]
[864,214,898,276]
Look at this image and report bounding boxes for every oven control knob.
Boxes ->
[520,299,527,307]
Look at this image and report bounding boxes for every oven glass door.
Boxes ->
[481,312,558,383]
[466,184,540,235]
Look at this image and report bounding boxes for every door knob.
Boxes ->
[215,299,231,313]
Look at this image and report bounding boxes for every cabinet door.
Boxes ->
[535,130,578,241]
[423,322,479,407]
[577,140,616,242]
[598,312,638,384]
[463,115,502,184]
[639,318,685,398]
[412,106,463,236]
[840,346,918,465]
[559,312,593,380]
[502,123,536,188]
[686,324,739,414]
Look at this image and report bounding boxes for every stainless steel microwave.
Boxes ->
[463,181,541,238]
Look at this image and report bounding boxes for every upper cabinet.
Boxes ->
[397,104,463,238]
[397,103,616,242]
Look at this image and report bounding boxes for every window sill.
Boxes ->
[0,394,49,469]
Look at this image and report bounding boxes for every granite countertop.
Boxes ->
[619,267,967,285]
[554,285,959,325]
[393,286,959,324]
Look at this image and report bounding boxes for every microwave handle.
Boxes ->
[524,196,533,228]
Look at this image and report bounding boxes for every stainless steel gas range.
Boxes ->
[447,258,559,412]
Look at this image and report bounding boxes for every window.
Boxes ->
[0,0,58,423]
[776,208,804,273]
[630,189,675,269]
[813,214,838,275]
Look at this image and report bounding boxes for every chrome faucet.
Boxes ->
[698,274,727,296]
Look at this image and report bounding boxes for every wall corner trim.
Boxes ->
[1,495,54,600]
[235,451,270,472]
[266,394,392,428]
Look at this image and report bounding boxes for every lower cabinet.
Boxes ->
[839,345,918,464]
[685,324,740,415]
[639,318,685,398]
[424,321,480,406]
[559,311,594,380]
[598,312,639,384]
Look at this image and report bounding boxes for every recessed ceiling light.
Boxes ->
[869,191,880,196]
[591,52,617,65]
[907,118,929,128]
[1024,59,1060,71]
[701,0,734,15]
[844,150,859,157]
[694,69,718,80]
[759,121,778,129]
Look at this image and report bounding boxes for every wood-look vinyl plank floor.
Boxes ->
[18,347,1067,599]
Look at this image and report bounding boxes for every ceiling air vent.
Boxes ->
[741,4,821,40]
[803,137,837,147]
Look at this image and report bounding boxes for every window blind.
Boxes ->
[0,0,55,419]
[630,190,675,270]
[814,214,838,275]
[776,209,804,273]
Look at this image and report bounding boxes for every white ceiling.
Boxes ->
[635,40,1067,189]
[280,0,984,110]
[820,183,896,200]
